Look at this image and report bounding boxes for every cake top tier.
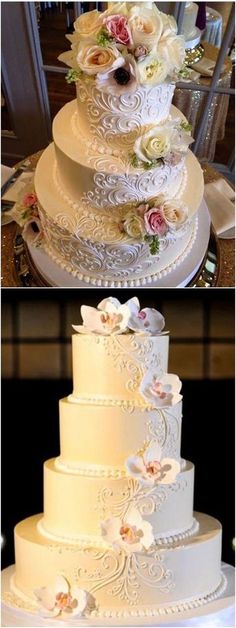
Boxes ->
[59,2,185,96]
[72,296,167,336]
[71,297,182,406]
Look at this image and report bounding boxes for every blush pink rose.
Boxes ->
[23,192,37,207]
[104,15,133,46]
[144,207,167,237]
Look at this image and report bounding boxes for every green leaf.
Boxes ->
[96,29,113,47]
[180,120,192,133]
[66,69,81,84]
[130,153,141,168]
[130,153,162,170]
[144,235,160,255]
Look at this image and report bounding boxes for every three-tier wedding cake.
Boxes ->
[13,2,205,287]
[5,297,225,621]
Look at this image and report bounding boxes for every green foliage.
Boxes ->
[66,69,80,84]
[96,29,113,47]
[130,153,141,168]
[144,235,160,255]
[180,120,192,132]
[130,153,162,170]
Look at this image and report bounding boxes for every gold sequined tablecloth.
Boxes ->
[173,42,232,162]
[1,153,235,288]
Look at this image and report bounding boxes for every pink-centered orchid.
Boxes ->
[72,296,139,335]
[128,298,165,334]
[125,441,180,487]
[34,575,91,618]
[101,506,154,553]
[140,371,182,408]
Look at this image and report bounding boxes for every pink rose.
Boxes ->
[104,15,133,46]
[144,207,167,237]
[23,192,37,207]
[136,203,149,217]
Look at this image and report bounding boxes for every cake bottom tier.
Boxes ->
[11,513,224,618]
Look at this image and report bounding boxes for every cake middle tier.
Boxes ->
[71,332,169,401]
[58,397,182,468]
[39,459,195,543]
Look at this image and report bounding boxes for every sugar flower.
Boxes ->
[128,304,165,334]
[34,576,91,618]
[101,507,154,553]
[96,54,138,96]
[126,441,180,487]
[72,296,139,335]
[140,371,182,408]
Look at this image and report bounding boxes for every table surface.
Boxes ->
[1,154,235,288]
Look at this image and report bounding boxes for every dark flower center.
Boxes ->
[114,68,130,85]
[32,222,40,233]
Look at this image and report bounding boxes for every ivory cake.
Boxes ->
[13,2,204,287]
[6,297,225,620]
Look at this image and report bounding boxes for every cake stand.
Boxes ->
[1,564,235,627]
[14,200,213,288]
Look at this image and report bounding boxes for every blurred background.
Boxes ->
[1,1,235,182]
[1,288,235,569]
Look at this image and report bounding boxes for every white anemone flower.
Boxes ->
[140,371,182,408]
[125,441,180,487]
[22,217,43,247]
[34,575,90,618]
[101,507,154,553]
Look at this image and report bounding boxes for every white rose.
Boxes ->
[138,54,168,86]
[123,211,145,238]
[103,2,128,18]
[76,44,124,75]
[161,13,177,37]
[162,200,188,230]
[134,127,172,164]
[157,34,185,72]
[73,10,103,40]
[128,5,163,49]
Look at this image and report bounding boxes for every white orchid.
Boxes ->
[101,507,154,553]
[140,371,182,408]
[126,441,180,487]
[72,296,139,335]
[34,575,91,618]
[128,305,165,334]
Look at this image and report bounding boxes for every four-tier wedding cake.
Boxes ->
[5,297,225,620]
[13,2,205,287]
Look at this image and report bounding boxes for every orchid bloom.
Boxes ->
[34,575,91,618]
[101,506,154,553]
[72,296,139,335]
[140,371,182,407]
[126,441,180,487]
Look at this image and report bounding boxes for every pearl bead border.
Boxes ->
[92,573,227,619]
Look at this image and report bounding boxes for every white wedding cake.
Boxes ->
[6,297,225,620]
[12,2,204,287]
